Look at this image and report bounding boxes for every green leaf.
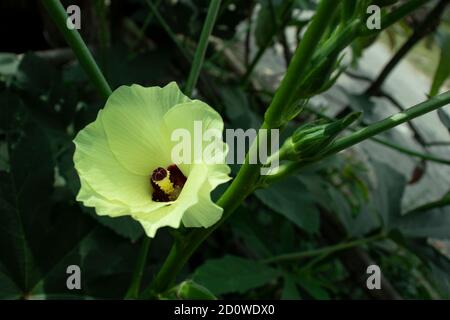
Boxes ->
[193,255,279,295]
[0,92,93,295]
[87,211,144,243]
[295,272,330,299]
[394,206,450,239]
[430,32,450,97]
[30,226,138,299]
[0,93,135,299]
[256,176,320,233]
[369,161,406,230]
[437,109,450,132]
[15,53,60,95]
[0,264,21,299]
[219,86,261,130]
[405,239,450,298]
[255,4,276,48]
[281,274,301,299]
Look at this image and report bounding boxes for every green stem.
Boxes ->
[341,0,356,22]
[369,136,450,165]
[360,0,428,37]
[125,237,151,299]
[42,0,112,100]
[241,0,295,86]
[305,106,450,165]
[184,0,222,96]
[262,233,384,264]
[264,0,336,128]
[141,124,269,297]
[130,0,162,52]
[327,91,450,155]
[365,0,447,95]
[145,0,191,61]
[265,91,450,184]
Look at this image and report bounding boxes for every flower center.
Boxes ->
[150,164,187,202]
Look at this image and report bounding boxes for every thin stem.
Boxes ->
[130,0,162,51]
[305,106,450,165]
[184,0,222,96]
[360,0,428,37]
[145,0,191,61]
[265,91,450,185]
[366,0,447,95]
[125,237,151,299]
[327,91,450,155]
[262,233,384,264]
[42,0,112,100]
[241,45,267,86]
[241,0,294,87]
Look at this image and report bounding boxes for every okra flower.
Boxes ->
[73,82,231,237]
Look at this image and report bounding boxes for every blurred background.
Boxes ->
[0,0,450,300]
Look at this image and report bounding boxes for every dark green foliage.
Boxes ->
[1,0,449,300]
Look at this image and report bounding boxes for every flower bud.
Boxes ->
[280,112,361,162]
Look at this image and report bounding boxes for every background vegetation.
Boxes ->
[0,0,450,299]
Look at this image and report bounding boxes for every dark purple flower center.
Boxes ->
[150,164,187,202]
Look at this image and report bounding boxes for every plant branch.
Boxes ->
[265,91,450,184]
[145,0,192,61]
[365,0,448,96]
[360,0,429,37]
[305,106,450,165]
[125,237,151,299]
[327,91,450,155]
[184,0,222,96]
[42,0,112,100]
[262,233,385,264]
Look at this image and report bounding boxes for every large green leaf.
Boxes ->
[0,93,139,299]
[193,255,279,295]
[256,175,320,233]
[394,206,450,239]
[0,92,93,295]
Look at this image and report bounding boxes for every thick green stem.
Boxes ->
[42,0,112,100]
[264,0,337,128]
[262,233,384,264]
[141,124,268,297]
[125,237,151,299]
[184,0,222,96]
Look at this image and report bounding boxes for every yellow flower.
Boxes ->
[73,82,230,237]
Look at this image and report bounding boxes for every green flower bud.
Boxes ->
[177,280,217,300]
[280,112,361,162]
